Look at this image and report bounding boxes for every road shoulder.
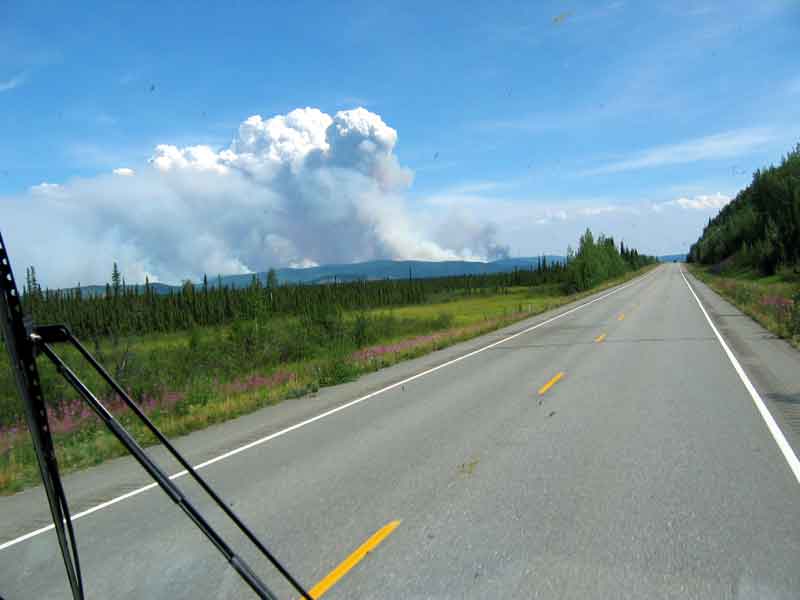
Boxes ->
[683,269,800,457]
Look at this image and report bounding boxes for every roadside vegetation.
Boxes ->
[0,230,655,494]
[687,141,800,346]
[688,265,800,348]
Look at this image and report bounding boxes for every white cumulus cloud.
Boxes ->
[652,192,731,212]
[150,144,231,174]
[29,182,63,195]
[113,168,135,176]
[674,193,731,210]
[535,209,568,225]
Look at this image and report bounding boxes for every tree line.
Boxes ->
[564,230,656,292]
[20,232,654,340]
[688,143,800,274]
[21,258,567,339]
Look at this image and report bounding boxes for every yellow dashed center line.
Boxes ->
[594,333,607,343]
[305,520,401,599]
[538,372,564,396]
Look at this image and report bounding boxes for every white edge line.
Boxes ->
[0,268,658,551]
[681,270,800,484]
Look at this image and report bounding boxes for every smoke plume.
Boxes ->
[2,107,508,287]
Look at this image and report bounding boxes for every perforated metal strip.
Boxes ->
[0,232,84,599]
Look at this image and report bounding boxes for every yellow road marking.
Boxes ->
[538,372,564,396]
[594,333,606,343]
[306,520,401,599]
[617,313,625,321]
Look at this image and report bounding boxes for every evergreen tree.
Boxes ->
[266,268,278,289]
[111,262,121,297]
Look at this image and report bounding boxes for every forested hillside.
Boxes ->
[688,143,800,273]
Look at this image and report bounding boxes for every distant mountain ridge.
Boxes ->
[227,256,568,287]
[64,256,565,296]
[63,253,682,296]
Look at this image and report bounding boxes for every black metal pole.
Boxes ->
[38,342,279,600]
[33,324,312,600]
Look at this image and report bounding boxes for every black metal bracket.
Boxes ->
[32,323,71,344]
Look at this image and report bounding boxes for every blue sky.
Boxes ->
[1,1,799,286]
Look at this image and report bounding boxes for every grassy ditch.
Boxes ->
[687,264,800,348]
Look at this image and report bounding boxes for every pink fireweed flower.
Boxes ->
[221,371,295,395]
[761,295,793,308]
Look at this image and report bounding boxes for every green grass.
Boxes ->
[373,285,564,327]
[0,266,654,495]
[688,264,800,348]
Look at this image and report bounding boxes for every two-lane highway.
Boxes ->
[2,263,799,598]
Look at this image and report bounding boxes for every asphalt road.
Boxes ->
[2,263,799,599]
